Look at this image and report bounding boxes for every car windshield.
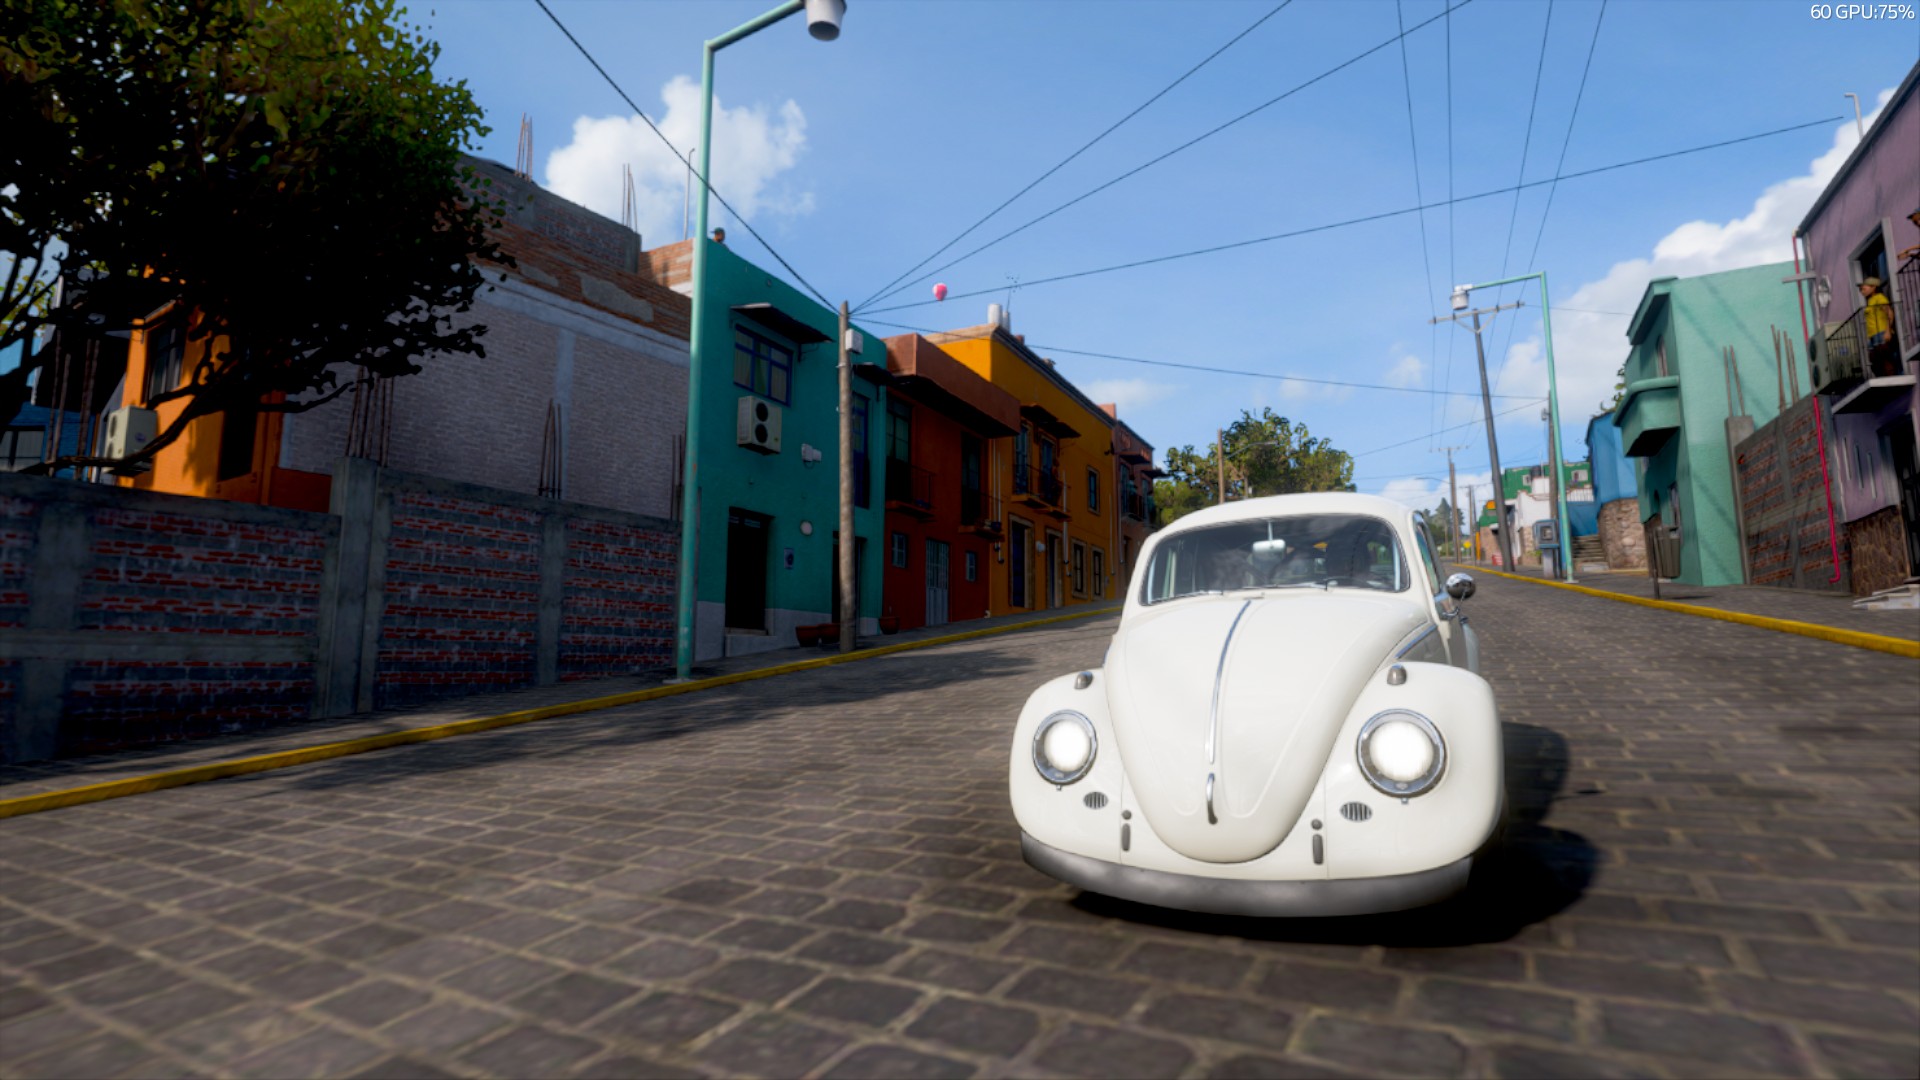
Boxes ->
[1141,514,1409,603]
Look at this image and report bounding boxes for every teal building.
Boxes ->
[662,238,891,660]
[1613,264,1802,585]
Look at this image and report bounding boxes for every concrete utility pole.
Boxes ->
[1432,301,1523,574]
[1433,444,1468,556]
[838,300,856,653]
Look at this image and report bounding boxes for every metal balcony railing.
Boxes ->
[1013,466,1065,508]
[884,461,935,515]
[1121,490,1148,522]
[960,487,1003,533]
[1819,308,1869,391]
[1898,255,1919,361]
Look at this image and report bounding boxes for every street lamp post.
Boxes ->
[1448,272,1574,584]
[674,0,846,682]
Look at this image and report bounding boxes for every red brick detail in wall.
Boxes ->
[0,496,35,629]
[375,491,543,707]
[80,508,328,636]
[60,661,315,755]
[561,517,677,680]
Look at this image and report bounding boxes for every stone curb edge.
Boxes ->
[0,604,1123,820]
[1459,564,1920,660]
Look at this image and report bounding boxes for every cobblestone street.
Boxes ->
[2,572,1917,1079]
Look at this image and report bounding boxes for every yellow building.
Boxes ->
[116,304,330,511]
[928,314,1117,614]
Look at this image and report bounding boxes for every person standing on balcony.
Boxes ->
[1899,206,1919,261]
[1861,276,1893,344]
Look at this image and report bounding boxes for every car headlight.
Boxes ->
[1357,710,1445,796]
[1033,710,1097,785]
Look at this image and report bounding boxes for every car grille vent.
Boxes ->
[1339,801,1372,823]
[1083,791,1109,810]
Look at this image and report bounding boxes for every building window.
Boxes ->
[891,531,908,568]
[143,319,186,403]
[965,550,978,582]
[887,399,912,464]
[852,395,870,508]
[732,326,793,405]
[1091,549,1104,598]
[1654,335,1668,378]
[1087,468,1099,512]
[1071,541,1086,596]
[1013,423,1032,493]
[217,403,258,481]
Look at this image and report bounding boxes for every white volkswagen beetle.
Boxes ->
[1010,492,1502,917]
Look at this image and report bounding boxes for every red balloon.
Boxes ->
[933,283,948,301]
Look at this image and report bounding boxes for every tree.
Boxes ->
[1425,498,1460,555]
[1,0,510,473]
[1157,408,1355,525]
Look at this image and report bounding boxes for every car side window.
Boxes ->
[1413,524,1445,600]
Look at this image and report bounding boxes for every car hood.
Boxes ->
[1110,592,1425,863]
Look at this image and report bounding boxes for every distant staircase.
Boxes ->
[1571,534,1608,571]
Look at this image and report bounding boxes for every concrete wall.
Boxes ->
[0,460,677,763]
[1735,395,1851,592]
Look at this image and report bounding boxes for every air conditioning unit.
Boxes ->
[102,406,157,474]
[737,396,782,454]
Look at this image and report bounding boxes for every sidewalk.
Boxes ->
[1454,560,1920,642]
[0,604,1122,802]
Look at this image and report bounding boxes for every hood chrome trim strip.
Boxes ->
[1207,600,1253,766]
[1395,622,1437,658]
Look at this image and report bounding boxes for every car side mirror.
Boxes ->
[1445,572,1475,601]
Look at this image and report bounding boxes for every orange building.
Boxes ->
[926,311,1117,613]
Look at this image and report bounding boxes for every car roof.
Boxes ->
[1157,492,1414,534]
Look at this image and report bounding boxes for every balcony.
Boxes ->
[1615,375,1681,457]
[884,461,935,519]
[1121,490,1148,522]
[961,487,1003,536]
[1899,254,1919,363]
[1013,466,1066,513]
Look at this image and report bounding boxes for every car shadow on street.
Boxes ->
[1071,722,1597,948]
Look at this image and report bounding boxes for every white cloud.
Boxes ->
[1386,353,1426,388]
[1492,88,1896,439]
[545,75,813,243]
[1084,378,1180,415]
[1372,469,1495,513]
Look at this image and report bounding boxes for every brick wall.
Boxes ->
[376,490,544,709]
[1736,397,1850,592]
[561,518,677,681]
[1845,506,1911,598]
[0,474,333,760]
[1,462,679,763]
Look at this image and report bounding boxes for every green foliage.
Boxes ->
[1425,498,1463,555]
[1596,361,1626,417]
[1,0,510,470]
[1156,408,1356,525]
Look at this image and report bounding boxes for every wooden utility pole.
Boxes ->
[1432,301,1524,572]
[838,301,855,652]
[1433,444,1468,556]
[1466,484,1478,562]
[1215,428,1227,505]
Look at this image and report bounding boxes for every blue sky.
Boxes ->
[419,0,1918,510]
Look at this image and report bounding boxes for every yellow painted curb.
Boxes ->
[1459,565,1920,659]
[0,604,1122,820]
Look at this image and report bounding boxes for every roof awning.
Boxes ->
[853,361,893,387]
[1141,466,1168,479]
[731,303,830,346]
[1119,446,1153,464]
[1020,402,1080,440]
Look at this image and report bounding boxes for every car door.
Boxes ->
[1411,515,1464,668]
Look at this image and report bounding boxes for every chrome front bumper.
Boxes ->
[1021,832,1472,918]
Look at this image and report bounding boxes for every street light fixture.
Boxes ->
[1450,272,1573,584]
[674,0,846,682]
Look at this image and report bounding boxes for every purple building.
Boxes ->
[1797,61,1920,595]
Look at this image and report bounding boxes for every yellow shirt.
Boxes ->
[1864,292,1893,337]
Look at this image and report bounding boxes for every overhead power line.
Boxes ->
[856,0,1294,312]
[1438,0,1457,450]
[858,320,1548,401]
[1356,398,1547,457]
[530,0,834,309]
[1390,0,1443,456]
[854,0,1477,314]
[1494,0,1608,399]
[860,114,1842,316]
